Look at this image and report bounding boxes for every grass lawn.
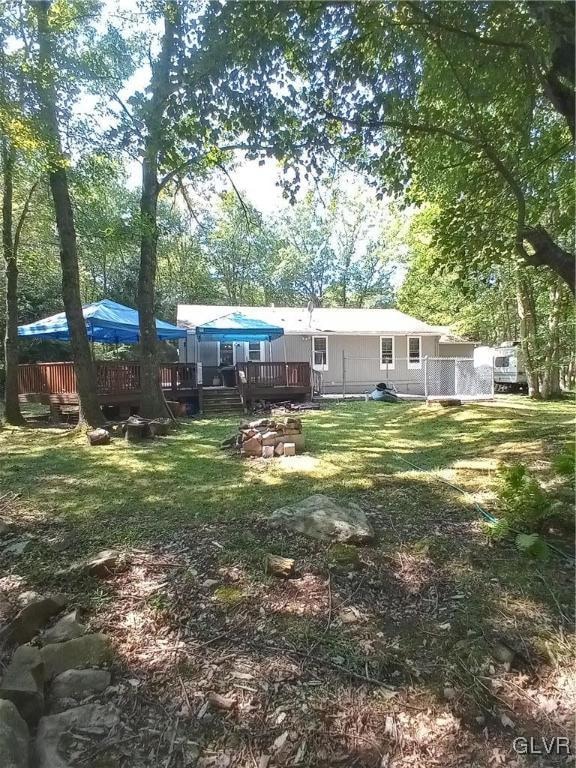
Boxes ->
[0,397,574,767]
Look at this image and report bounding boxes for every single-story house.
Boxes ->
[177,305,477,395]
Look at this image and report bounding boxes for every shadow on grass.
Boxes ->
[0,400,573,766]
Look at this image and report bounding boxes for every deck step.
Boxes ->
[201,387,244,414]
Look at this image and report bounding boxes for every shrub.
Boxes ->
[496,463,552,533]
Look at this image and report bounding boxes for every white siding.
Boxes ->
[438,343,476,358]
[185,332,456,395]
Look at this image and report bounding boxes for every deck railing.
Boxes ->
[18,361,197,396]
[235,361,310,393]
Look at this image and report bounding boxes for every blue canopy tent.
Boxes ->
[195,312,284,343]
[18,299,187,344]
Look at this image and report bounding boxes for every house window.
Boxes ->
[246,341,264,362]
[219,342,234,366]
[407,336,422,369]
[380,336,395,370]
[312,336,328,370]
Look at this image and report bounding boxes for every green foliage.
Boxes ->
[515,533,549,561]
[220,1,574,288]
[328,543,362,570]
[213,586,245,606]
[497,463,552,533]
[552,444,575,480]
[483,518,511,542]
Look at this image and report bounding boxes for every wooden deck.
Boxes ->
[18,360,312,414]
[236,361,311,403]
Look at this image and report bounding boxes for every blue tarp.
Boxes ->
[195,312,284,342]
[18,299,187,344]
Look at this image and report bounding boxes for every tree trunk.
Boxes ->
[515,270,541,398]
[137,2,177,419]
[138,154,166,418]
[541,277,563,399]
[34,1,104,427]
[2,140,24,425]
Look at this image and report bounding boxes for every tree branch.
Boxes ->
[404,2,532,52]
[13,179,39,257]
[323,109,479,147]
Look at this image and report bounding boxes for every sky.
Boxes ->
[98,0,407,288]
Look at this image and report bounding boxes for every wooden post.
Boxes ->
[342,349,346,398]
[424,356,428,397]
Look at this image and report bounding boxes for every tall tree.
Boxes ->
[33,0,104,426]
[1,139,37,424]
[398,206,574,399]
[134,1,178,418]
[219,2,574,291]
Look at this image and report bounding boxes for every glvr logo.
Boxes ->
[513,737,572,755]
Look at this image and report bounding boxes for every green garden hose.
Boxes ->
[393,454,574,563]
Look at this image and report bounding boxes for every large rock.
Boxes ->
[59,549,127,578]
[0,700,29,768]
[86,428,110,446]
[40,633,111,679]
[51,669,111,700]
[35,703,120,768]
[0,645,45,724]
[42,610,85,645]
[270,494,375,544]
[0,595,67,645]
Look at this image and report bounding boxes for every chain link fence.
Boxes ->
[425,357,493,398]
[320,356,494,399]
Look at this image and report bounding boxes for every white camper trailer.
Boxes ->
[493,342,527,392]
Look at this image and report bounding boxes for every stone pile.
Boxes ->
[0,552,126,768]
[236,416,305,458]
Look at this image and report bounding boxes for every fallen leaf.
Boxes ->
[272,731,289,753]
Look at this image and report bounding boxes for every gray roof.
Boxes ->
[431,325,477,344]
[177,304,446,336]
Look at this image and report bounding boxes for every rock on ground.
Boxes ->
[35,703,120,768]
[0,645,45,725]
[0,700,29,768]
[42,610,85,645]
[1,539,34,557]
[40,633,111,679]
[60,549,128,578]
[0,595,67,645]
[51,669,111,700]
[270,494,375,544]
[87,428,110,446]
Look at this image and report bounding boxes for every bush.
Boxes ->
[496,463,552,533]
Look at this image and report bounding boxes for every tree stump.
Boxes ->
[265,554,296,578]
[87,429,110,446]
[149,418,170,437]
[124,418,151,442]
